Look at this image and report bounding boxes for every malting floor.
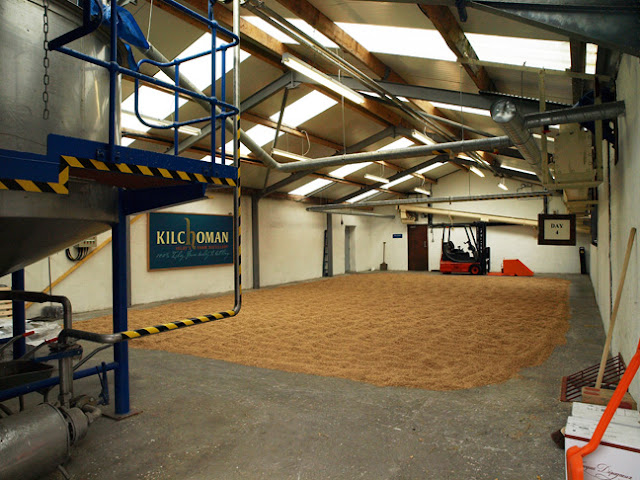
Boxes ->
[30,273,604,480]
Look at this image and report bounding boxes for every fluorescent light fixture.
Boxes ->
[416,162,444,174]
[501,165,536,176]
[411,130,436,145]
[498,180,508,191]
[364,173,390,184]
[330,162,372,179]
[289,178,333,196]
[414,187,431,196]
[282,53,365,105]
[346,189,379,203]
[430,102,491,117]
[272,148,310,162]
[469,166,485,178]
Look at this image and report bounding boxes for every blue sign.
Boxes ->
[148,212,233,270]
[393,234,403,239]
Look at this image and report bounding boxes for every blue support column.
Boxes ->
[11,269,26,359]
[112,191,130,415]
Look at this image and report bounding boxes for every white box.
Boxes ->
[571,402,640,428]
[565,415,640,480]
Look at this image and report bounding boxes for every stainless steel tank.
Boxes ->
[0,0,118,153]
[0,0,121,276]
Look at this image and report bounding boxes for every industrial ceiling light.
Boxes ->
[282,53,365,105]
[272,148,310,162]
[469,166,485,178]
[414,187,431,196]
[364,173,390,184]
[411,130,435,145]
[498,179,508,191]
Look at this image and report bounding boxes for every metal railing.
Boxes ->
[45,0,243,343]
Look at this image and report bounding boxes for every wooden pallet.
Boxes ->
[0,286,11,319]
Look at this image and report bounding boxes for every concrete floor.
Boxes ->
[28,274,604,479]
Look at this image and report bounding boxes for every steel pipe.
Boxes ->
[0,290,74,406]
[306,191,551,211]
[277,136,512,173]
[491,99,544,179]
[524,101,625,129]
[310,210,397,218]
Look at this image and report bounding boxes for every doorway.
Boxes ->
[408,225,429,271]
[345,226,356,272]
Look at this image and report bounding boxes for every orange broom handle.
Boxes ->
[566,337,640,480]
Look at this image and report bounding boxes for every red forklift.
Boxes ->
[438,222,490,275]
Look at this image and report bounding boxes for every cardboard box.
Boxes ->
[565,415,640,480]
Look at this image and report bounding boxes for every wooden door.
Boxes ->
[408,225,429,271]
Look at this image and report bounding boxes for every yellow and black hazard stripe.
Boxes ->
[61,155,236,187]
[120,310,237,340]
[0,163,69,195]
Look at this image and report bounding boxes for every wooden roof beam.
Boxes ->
[418,5,497,92]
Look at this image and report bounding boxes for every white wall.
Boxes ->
[424,170,589,273]
[590,54,640,401]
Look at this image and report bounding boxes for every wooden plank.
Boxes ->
[581,386,638,410]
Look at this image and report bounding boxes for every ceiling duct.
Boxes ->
[306,190,551,212]
[491,99,544,180]
[524,101,626,129]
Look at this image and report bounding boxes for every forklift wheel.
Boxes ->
[469,265,480,275]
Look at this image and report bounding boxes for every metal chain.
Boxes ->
[42,0,50,120]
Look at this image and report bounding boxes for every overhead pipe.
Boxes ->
[306,190,551,212]
[524,101,625,129]
[275,136,512,173]
[310,210,397,219]
[491,99,544,179]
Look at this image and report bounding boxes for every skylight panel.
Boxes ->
[243,16,298,44]
[121,86,188,122]
[335,23,456,62]
[330,162,372,179]
[382,174,413,189]
[225,124,283,155]
[466,33,572,71]
[121,35,250,129]
[417,162,444,174]
[175,34,251,91]
[269,91,337,127]
[346,189,379,203]
[121,137,135,147]
[380,138,415,150]
[289,19,338,49]
[585,44,598,75]
[430,102,491,117]
[289,178,333,196]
